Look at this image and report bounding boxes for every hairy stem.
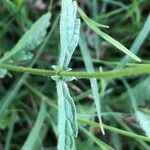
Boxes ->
[0,63,150,79]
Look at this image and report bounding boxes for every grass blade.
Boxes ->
[123,80,150,138]
[78,7,141,62]
[79,30,104,134]
[22,102,46,150]
[118,14,150,68]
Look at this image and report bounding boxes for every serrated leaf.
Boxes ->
[0,12,51,79]
[0,12,51,64]
[56,1,80,149]
[136,111,150,137]
[59,1,80,69]
[56,80,77,150]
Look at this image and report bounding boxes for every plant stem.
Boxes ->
[78,118,150,142]
[0,63,150,79]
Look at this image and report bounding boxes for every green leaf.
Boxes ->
[55,1,80,149]
[79,30,104,134]
[59,1,80,69]
[22,102,46,150]
[0,12,51,64]
[78,7,141,62]
[56,80,77,150]
[118,14,150,68]
[0,12,51,79]
[136,111,150,137]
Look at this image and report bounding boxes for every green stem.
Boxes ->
[0,63,150,79]
[79,118,150,142]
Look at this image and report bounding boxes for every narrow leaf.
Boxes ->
[78,7,141,62]
[0,12,51,64]
[79,30,104,134]
[56,1,80,149]
[118,14,150,68]
[56,80,77,150]
[22,102,46,150]
[59,1,80,68]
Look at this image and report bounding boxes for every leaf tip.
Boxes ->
[135,57,142,62]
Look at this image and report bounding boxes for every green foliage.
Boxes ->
[0,12,51,63]
[123,80,150,138]
[22,102,46,150]
[53,0,80,149]
[59,0,80,69]
[118,14,150,67]
[56,81,77,150]
[119,77,150,106]
[78,7,141,62]
[79,31,104,134]
[0,12,51,78]
[0,0,150,150]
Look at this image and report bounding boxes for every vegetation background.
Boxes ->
[0,0,150,150]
